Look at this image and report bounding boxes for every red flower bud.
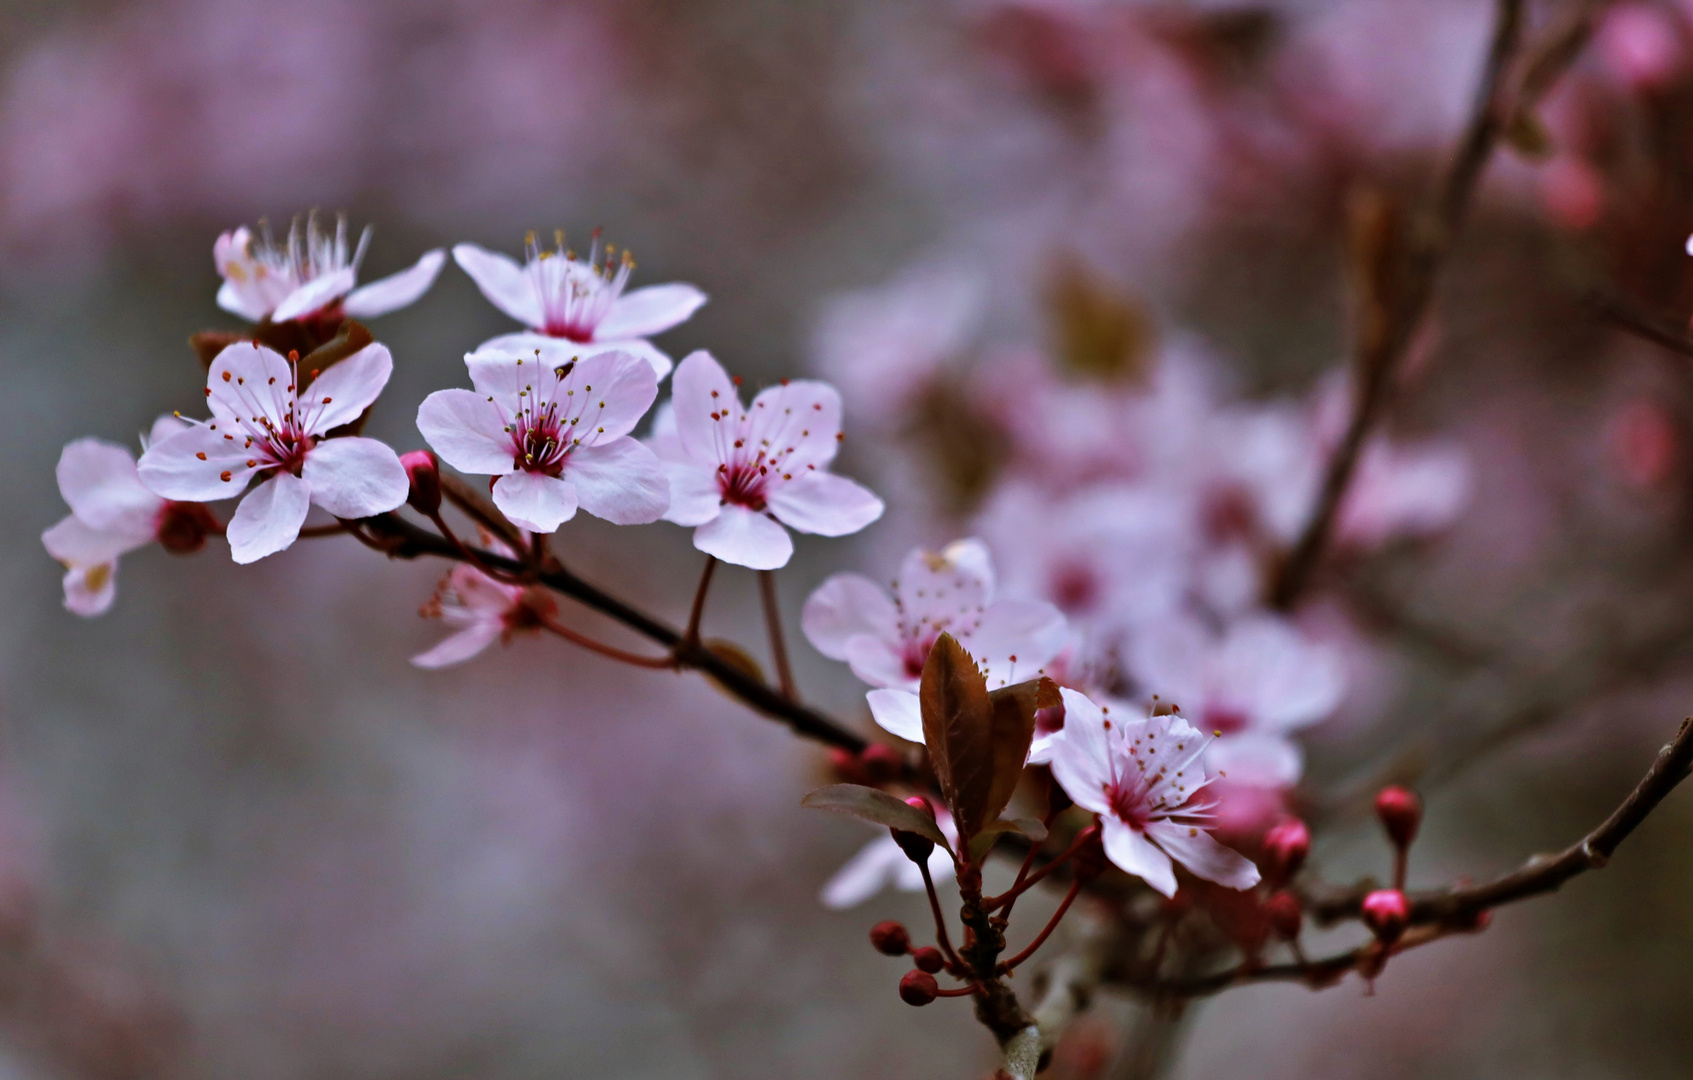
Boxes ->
[911,946,945,974]
[1264,890,1303,940]
[899,969,939,1006]
[1362,888,1410,945]
[891,796,938,863]
[828,748,868,785]
[860,744,901,784]
[155,501,221,555]
[400,449,441,516]
[1261,818,1310,883]
[869,921,910,956]
[1374,786,1422,848]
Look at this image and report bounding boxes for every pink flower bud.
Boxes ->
[1261,818,1311,883]
[1264,890,1303,940]
[891,795,938,863]
[1374,786,1422,848]
[911,946,945,974]
[828,748,869,785]
[1362,888,1410,945]
[400,449,441,516]
[899,969,938,1006]
[869,921,910,956]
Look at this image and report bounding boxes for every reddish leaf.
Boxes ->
[919,634,996,841]
[800,784,952,852]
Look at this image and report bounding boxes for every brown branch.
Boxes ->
[1271,0,1526,609]
[355,512,873,754]
[1591,289,1693,360]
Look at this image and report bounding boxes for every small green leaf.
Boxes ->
[801,784,952,852]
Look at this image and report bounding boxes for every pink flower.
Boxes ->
[1047,688,1260,897]
[820,806,960,910]
[415,347,669,534]
[1338,441,1471,548]
[801,537,1067,744]
[452,231,706,379]
[412,536,553,669]
[215,214,445,324]
[1127,614,1344,789]
[137,341,410,563]
[41,416,203,616]
[649,351,884,570]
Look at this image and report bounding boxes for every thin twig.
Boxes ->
[683,556,717,651]
[1591,289,1693,359]
[999,878,1084,973]
[759,570,798,700]
[1271,0,1526,609]
[537,613,674,670]
[920,860,966,972]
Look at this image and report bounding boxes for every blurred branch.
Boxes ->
[1591,289,1693,360]
[1272,0,1529,609]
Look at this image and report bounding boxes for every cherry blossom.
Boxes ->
[137,342,410,564]
[649,351,884,570]
[802,537,1067,744]
[412,535,555,669]
[42,417,216,616]
[1126,614,1344,789]
[215,214,446,325]
[1046,688,1260,897]
[452,231,706,378]
[820,805,960,910]
[416,347,669,534]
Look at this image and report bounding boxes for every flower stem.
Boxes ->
[986,824,1096,912]
[682,556,717,650]
[918,859,965,973]
[758,570,797,701]
[997,877,1084,973]
[538,613,675,669]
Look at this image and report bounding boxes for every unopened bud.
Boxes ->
[892,797,939,864]
[860,744,901,784]
[155,501,220,554]
[1261,818,1311,883]
[867,920,910,956]
[400,449,441,516]
[899,969,938,1006]
[828,748,868,785]
[911,946,945,974]
[1264,891,1303,939]
[1362,888,1409,945]
[1374,786,1422,848]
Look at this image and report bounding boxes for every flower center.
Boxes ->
[718,461,769,510]
[1106,779,1153,832]
[1048,560,1100,614]
[1203,706,1250,735]
[525,229,634,342]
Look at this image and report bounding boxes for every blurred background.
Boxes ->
[4,0,1693,1077]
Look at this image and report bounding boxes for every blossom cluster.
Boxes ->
[44,215,884,662]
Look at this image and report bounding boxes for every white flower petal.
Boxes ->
[273,267,358,323]
[800,572,899,661]
[341,249,447,318]
[54,438,158,532]
[453,243,543,327]
[412,622,505,669]
[766,472,884,537]
[1205,732,1304,788]
[1145,820,1260,891]
[493,471,578,533]
[42,514,143,565]
[563,437,669,525]
[590,338,674,380]
[597,283,708,340]
[844,635,916,691]
[747,379,844,473]
[1102,819,1178,897]
[137,424,268,502]
[301,437,409,519]
[819,836,905,910]
[216,279,274,322]
[227,473,312,563]
[1046,688,1112,815]
[670,351,738,462]
[146,414,190,449]
[693,504,792,569]
[659,460,724,527]
[62,561,118,617]
[417,389,517,475]
[207,343,294,431]
[866,688,924,743]
[301,343,394,434]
